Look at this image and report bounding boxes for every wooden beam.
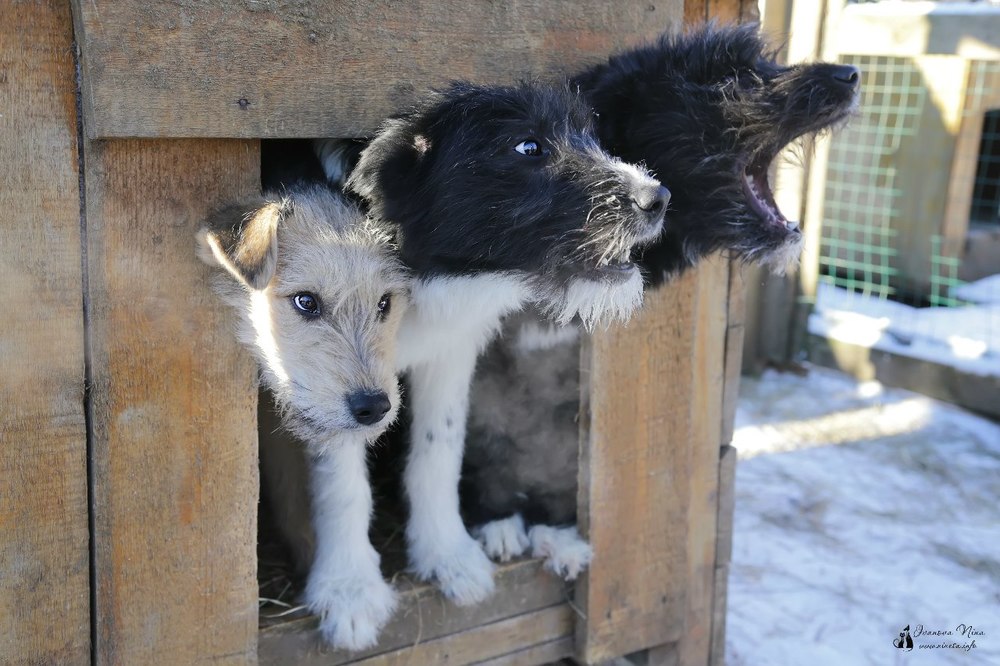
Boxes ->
[0,2,90,663]
[71,0,673,139]
[576,256,731,663]
[84,139,260,664]
[259,559,569,666]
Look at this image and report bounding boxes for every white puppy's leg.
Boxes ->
[472,514,531,562]
[528,525,594,581]
[305,437,397,651]
[405,351,496,605]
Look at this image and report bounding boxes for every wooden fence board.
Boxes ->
[0,2,90,663]
[72,0,674,139]
[84,138,260,665]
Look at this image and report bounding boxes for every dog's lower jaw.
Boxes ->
[545,268,644,329]
[760,230,805,276]
[405,347,496,606]
[305,435,398,651]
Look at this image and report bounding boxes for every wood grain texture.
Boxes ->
[350,605,573,666]
[577,270,701,662]
[259,559,569,666]
[708,445,737,666]
[84,139,260,665]
[687,0,758,24]
[471,637,575,666]
[0,2,90,663]
[71,0,675,139]
[677,256,729,666]
[721,263,746,446]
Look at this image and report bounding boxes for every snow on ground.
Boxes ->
[809,281,1000,377]
[726,365,1000,666]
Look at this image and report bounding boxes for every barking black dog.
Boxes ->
[343,81,668,609]
[579,21,859,282]
[461,24,860,578]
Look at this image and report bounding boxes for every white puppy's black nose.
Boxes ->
[347,390,392,426]
[631,183,671,222]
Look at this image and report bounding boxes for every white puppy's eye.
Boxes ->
[292,292,321,317]
[376,292,391,321]
[514,139,545,157]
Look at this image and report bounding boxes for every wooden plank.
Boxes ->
[365,605,572,666]
[84,139,260,665]
[348,605,573,666]
[708,446,737,666]
[471,637,575,666]
[578,263,724,662]
[71,1,673,139]
[259,559,569,666]
[677,256,729,666]
[721,263,746,446]
[808,335,1000,420]
[0,2,90,663]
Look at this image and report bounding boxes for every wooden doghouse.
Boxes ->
[1,1,755,664]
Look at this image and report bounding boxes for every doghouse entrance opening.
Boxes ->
[256,138,414,629]
[970,109,1000,227]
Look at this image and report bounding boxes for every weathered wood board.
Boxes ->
[83,139,260,664]
[259,559,569,666]
[71,0,675,139]
[0,2,90,663]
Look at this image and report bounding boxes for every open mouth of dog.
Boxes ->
[584,254,637,282]
[741,156,800,235]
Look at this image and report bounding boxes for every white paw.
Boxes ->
[472,514,530,562]
[412,534,496,606]
[305,572,398,651]
[528,525,594,581]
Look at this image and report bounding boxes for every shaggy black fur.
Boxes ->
[572,22,859,283]
[347,81,668,287]
[461,24,861,549]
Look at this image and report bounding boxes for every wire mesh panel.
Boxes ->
[812,55,1000,375]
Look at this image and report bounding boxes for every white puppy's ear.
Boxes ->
[197,198,286,290]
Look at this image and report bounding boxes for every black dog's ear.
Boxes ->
[347,116,429,221]
[197,198,286,289]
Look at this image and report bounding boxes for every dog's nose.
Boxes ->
[347,390,392,426]
[631,183,671,220]
[830,64,860,90]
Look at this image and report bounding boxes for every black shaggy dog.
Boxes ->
[331,81,668,618]
[461,24,861,578]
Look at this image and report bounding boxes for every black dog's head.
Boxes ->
[347,81,669,328]
[573,22,860,284]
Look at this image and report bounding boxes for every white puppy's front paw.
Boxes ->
[472,514,530,562]
[412,535,496,606]
[528,525,593,581]
[305,572,398,651]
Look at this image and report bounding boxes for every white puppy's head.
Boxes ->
[198,186,409,445]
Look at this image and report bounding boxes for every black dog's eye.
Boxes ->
[514,139,545,157]
[292,293,321,317]
[376,292,391,320]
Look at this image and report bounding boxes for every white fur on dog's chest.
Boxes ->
[395,272,532,370]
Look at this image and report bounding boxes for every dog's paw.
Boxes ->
[472,514,530,562]
[528,525,593,581]
[305,572,398,651]
[413,535,496,606]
